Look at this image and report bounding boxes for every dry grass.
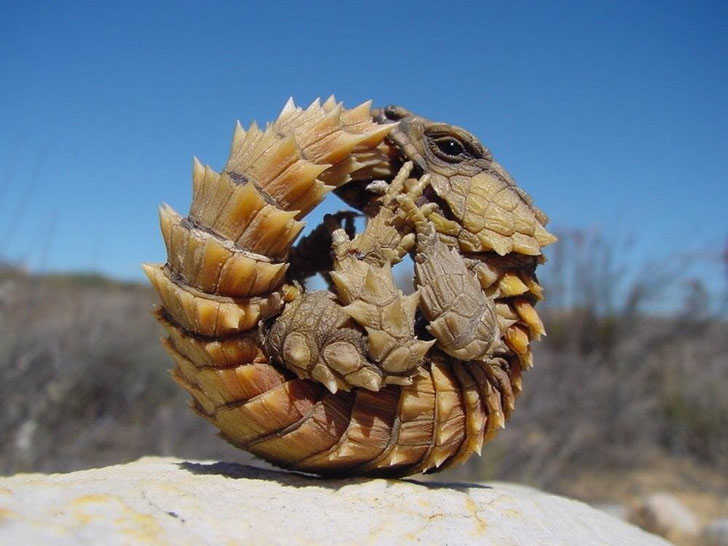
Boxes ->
[0,268,248,474]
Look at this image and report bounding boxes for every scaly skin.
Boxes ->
[144,98,555,477]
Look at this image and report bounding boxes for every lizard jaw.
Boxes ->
[334,137,403,211]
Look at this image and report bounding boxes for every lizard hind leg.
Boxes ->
[264,291,384,393]
[286,210,360,284]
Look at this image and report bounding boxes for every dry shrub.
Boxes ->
[0,268,245,475]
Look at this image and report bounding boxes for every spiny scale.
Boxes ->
[145,98,553,477]
[158,204,289,297]
[225,97,394,219]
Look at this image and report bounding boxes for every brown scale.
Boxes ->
[144,98,556,477]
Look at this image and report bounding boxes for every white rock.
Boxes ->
[0,457,670,546]
[704,519,728,546]
[630,492,700,543]
[593,502,630,521]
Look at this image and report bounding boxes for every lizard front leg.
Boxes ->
[397,193,502,361]
[340,160,420,268]
[327,209,434,386]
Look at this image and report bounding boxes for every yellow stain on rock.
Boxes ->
[0,507,18,523]
[465,497,488,535]
[71,493,169,545]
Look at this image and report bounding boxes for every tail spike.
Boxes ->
[322,95,338,111]
[303,130,370,165]
[189,163,221,222]
[353,122,397,150]
[158,203,176,258]
[342,100,373,126]
[247,134,301,189]
[279,97,297,117]
[296,102,344,148]
[231,121,246,153]
[192,156,205,200]
[288,181,335,219]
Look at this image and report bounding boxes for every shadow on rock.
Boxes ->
[179,461,370,490]
[403,478,492,491]
[178,460,491,492]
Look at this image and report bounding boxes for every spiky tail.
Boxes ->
[144,98,406,472]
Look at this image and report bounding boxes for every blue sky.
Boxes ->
[1,1,726,297]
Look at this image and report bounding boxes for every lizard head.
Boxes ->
[372,105,495,177]
[336,105,492,212]
[339,105,556,256]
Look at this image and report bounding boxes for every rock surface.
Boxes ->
[630,492,700,544]
[593,502,630,522]
[0,457,670,545]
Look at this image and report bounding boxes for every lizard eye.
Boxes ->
[432,136,466,160]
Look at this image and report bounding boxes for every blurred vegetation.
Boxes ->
[0,265,247,474]
[0,231,726,499]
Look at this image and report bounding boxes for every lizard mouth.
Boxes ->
[332,105,412,211]
[333,137,403,211]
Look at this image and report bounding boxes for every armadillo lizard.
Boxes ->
[143,98,556,477]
